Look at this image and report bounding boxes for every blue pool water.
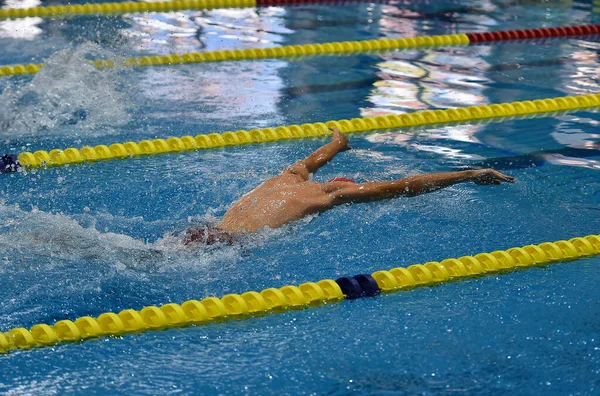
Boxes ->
[1,0,600,394]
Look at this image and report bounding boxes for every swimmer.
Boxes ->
[185,128,515,245]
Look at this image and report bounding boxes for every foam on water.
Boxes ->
[0,203,251,272]
[0,42,132,138]
[0,202,291,274]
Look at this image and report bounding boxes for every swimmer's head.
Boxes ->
[328,177,356,183]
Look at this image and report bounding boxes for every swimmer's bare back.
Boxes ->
[215,128,515,234]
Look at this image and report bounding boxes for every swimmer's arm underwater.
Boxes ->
[286,128,350,180]
[329,169,515,204]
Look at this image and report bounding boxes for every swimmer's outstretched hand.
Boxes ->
[330,127,351,151]
[471,168,516,185]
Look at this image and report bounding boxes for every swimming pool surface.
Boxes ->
[1,0,600,394]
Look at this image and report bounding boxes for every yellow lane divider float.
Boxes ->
[1,234,599,354]
[4,23,600,77]
[0,34,470,77]
[16,93,600,170]
[0,0,581,21]
[0,0,256,20]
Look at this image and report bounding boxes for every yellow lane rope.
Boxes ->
[0,0,256,20]
[2,234,598,353]
[0,34,470,77]
[16,93,600,169]
[0,0,579,21]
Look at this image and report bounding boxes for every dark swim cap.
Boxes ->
[0,154,20,174]
[327,177,356,183]
[183,225,236,246]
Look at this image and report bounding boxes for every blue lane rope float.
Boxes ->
[337,274,380,299]
[0,154,20,174]
[1,234,599,354]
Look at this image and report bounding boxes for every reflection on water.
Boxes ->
[138,60,287,128]
[124,11,202,54]
[1,0,597,164]
[0,0,598,167]
[545,153,600,169]
[367,123,485,162]
[564,41,600,94]
[358,12,493,161]
[124,6,290,54]
[365,49,491,115]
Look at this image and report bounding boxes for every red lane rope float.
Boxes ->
[466,24,600,43]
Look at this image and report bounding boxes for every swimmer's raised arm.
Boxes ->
[328,169,515,204]
[285,128,350,180]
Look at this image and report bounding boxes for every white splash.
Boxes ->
[0,42,132,137]
[0,203,252,273]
